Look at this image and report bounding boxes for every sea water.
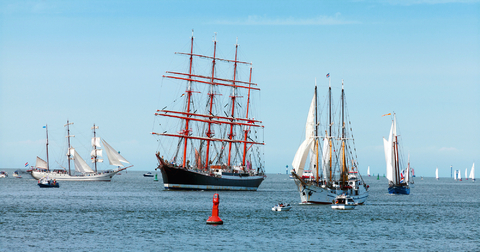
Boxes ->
[1,170,479,251]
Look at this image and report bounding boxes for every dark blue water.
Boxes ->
[1,170,479,251]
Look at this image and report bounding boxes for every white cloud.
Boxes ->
[439,147,459,151]
[209,14,361,26]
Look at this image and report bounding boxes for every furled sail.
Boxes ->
[102,139,130,167]
[35,156,48,169]
[469,163,475,180]
[73,149,94,173]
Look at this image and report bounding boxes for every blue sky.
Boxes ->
[1,0,479,177]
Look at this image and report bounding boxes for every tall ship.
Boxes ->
[153,32,265,191]
[383,113,411,194]
[291,78,369,205]
[31,121,132,181]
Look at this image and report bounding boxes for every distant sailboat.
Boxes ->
[435,167,439,180]
[469,163,475,182]
[465,168,468,180]
[458,169,462,181]
[367,166,371,177]
[383,113,410,195]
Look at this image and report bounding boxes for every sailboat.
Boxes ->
[153,32,265,191]
[465,168,468,180]
[469,163,475,182]
[31,122,132,181]
[458,169,462,181]
[291,80,369,205]
[435,167,439,180]
[383,113,411,195]
[367,166,371,177]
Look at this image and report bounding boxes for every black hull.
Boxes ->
[159,165,265,191]
[38,184,59,188]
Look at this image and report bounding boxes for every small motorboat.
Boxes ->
[272,203,292,211]
[38,177,59,188]
[143,172,154,177]
[0,171,8,178]
[13,170,22,178]
[331,194,356,210]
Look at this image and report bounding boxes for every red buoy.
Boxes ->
[206,193,223,225]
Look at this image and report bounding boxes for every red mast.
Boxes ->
[227,41,239,167]
[242,67,253,167]
[153,34,264,170]
[182,30,195,167]
[204,33,217,170]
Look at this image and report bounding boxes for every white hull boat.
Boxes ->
[31,122,132,182]
[31,169,124,181]
[293,174,368,205]
[291,81,369,205]
[331,195,356,210]
[272,203,292,211]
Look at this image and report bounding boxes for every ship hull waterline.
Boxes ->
[157,165,265,191]
[293,178,369,205]
[30,169,125,181]
[388,185,410,195]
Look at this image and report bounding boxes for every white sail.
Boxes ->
[465,168,468,180]
[384,120,395,183]
[367,166,370,176]
[469,163,475,180]
[73,149,94,174]
[435,167,439,179]
[90,149,103,157]
[309,146,317,179]
[292,138,313,177]
[406,166,410,184]
[92,137,101,148]
[321,136,330,181]
[67,147,75,158]
[292,94,316,177]
[35,156,48,169]
[102,139,130,167]
[458,169,461,180]
[305,95,316,141]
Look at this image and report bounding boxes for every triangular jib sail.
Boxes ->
[102,139,130,167]
[73,149,95,174]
